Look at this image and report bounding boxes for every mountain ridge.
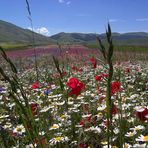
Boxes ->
[1,20,148,47]
[50,32,148,46]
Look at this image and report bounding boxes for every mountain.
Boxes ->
[50,32,148,46]
[51,32,97,43]
[1,20,148,48]
[0,20,54,45]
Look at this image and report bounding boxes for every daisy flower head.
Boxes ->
[13,124,26,136]
[49,136,69,145]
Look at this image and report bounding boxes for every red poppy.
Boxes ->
[31,82,39,89]
[90,58,97,69]
[135,108,148,121]
[67,77,84,96]
[80,120,85,127]
[111,81,121,95]
[31,102,38,116]
[95,75,102,81]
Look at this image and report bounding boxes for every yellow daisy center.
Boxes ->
[54,137,63,141]
[135,127,139,131]
[61,115,66,118]
[98,112,103,116]
[51,125,59,129]
[16,127,22,132]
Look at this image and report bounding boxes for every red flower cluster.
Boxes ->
[95,75,102,81]
[90,58,97,69]
[31,102,38,116]
[95,73,109,82]
[135,107,148,121]
[67,77,84,96]
[111,81,121,95]
[31,82,39,89]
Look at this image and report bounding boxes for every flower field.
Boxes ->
[0,30,148,148]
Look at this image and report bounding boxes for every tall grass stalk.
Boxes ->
[97,23,114,147]
[25,0,39,82]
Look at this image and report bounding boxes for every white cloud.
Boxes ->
[58,0,65,3]
[136,18,148,21]
[28,27,50,36]
[36,27,50,36]
[58,0,71,5]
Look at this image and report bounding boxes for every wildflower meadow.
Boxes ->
[0,24,148,148]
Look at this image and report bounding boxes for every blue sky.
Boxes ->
[0,0,148,36]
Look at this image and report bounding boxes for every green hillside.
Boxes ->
[50,32,148,46]
[1,20,148,50]
[0,20,54,49]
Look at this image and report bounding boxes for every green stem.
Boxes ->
[106,60,113,148]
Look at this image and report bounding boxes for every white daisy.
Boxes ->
[13,125,26,135]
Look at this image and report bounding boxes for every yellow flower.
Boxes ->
[40,93,45,97]
[61,114,66,118]
[54,136,64,142]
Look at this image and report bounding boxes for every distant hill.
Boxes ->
[0,20,54,46]
[1,20,148,48]
[50,32,148,46]
[51,32,97,43]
